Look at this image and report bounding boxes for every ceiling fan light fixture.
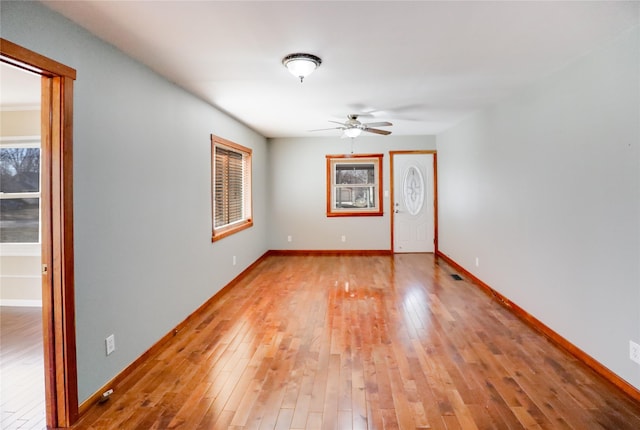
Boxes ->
[282,53,321,82]
[344,127,362,138]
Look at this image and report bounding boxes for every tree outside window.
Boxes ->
[1,142,41,243]
[326,153,383,217]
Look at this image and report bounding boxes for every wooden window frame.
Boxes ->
[211,134,253,241]
[326,153,384,217]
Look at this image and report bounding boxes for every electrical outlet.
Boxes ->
[341,235,346,243]
[232,255,237,266]
[630,340,640,365]
[105,334,115,356]
[287,235,292,242]
[475,257,480,267]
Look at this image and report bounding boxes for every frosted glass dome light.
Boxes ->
[282,53,322,83]
[344,127,362,138]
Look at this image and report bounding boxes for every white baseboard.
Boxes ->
[0,299,42,307]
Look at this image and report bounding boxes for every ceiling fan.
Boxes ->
[311,114,393,137]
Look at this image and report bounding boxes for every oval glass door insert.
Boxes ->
[402,165,425,215]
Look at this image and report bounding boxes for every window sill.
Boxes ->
[0,243,41,256]
[212,219,253,242]
[326,210,383,217]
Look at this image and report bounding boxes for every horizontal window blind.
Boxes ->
[214,146,245,228]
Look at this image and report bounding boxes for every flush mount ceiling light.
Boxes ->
[282,53,322,83]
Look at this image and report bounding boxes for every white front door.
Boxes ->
[393,153,434,253]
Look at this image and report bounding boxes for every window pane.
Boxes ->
[335,164,374,185]
[214,145,246,228]
[0,198,39,243]
[0,148,40,193]
[335,186,375,208]
[214,147,226,227]
[227,151,243,223]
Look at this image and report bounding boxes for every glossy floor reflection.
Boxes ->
[73,254,640,429]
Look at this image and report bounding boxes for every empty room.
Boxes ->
[1,1,639,429]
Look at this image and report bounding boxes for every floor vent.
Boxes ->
[451,274,463,281]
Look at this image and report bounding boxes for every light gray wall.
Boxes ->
[268,136,435,250]
[5,0,638,405]
[2,1,269,402]
[437,25,640,388]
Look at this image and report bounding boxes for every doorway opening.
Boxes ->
[0,61,46,429]
[1,38,78,428]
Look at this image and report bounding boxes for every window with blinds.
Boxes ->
[211,135,252,241]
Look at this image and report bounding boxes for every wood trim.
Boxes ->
[40,75,57,428]
[56,75,79,425]
[389,150,438,253]
[0,38,76,79]
[435,250,640,404]
[326,153,384,217]
[2,39,78,427]
[211,219,253,242]
[267,249,392,256]
[326,157,331,215]
[210,133,253,155]
[78,251,272,415]
[389,153,395,251]
[49,71,79,429]
[389,150,438,156]
[433,153,438,253]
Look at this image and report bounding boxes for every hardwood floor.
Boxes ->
[0,306,46,430]
[73,254,640,429]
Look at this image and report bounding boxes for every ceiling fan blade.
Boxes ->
[328,120,348,126]
[309,126,344,132]
[363,121,392,127]
[363,128,392,135]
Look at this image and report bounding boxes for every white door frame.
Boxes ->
[390,150,438,253]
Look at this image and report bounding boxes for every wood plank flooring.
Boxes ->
[73,254,640,429]
[0,306,46,430]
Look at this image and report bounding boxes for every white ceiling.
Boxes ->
[34,1,640,137]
